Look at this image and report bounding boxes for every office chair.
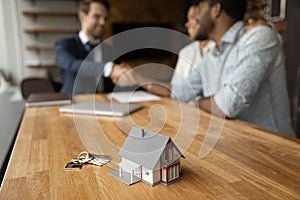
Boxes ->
[47,68,62,92]
[20,77,55,99]
[292,66,300,138]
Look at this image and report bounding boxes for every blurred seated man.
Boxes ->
[173,0,295,137]
[129,4,268,99]
[128,3,213,97]
[55,0,134,95]
[170,4,213,87]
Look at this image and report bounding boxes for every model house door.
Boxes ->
[133,167,141,178]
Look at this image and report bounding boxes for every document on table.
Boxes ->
[107,91,161,103]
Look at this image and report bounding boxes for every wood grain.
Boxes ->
[0,94,299,199]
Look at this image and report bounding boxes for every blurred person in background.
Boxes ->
[55,0,135,95]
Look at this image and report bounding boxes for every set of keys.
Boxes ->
[65,151,111,170]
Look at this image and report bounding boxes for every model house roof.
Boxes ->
[119,127,183,170]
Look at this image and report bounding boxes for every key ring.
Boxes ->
[77,151,91,163]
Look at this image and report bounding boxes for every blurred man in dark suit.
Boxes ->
[55,0,134,95]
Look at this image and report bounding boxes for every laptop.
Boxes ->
[59,102,144,117]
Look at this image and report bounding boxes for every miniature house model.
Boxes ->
[110,127,184,186]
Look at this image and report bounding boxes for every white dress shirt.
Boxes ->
[78,31,113,77]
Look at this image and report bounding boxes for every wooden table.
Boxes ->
[0,95,300,199]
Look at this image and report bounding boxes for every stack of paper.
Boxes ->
[107,91,161,103]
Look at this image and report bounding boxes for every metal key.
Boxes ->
[88,153,111,167]
[71,151,111,167]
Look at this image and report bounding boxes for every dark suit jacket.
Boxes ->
[55,35,117,95]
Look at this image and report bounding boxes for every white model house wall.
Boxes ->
[141,161,161,185]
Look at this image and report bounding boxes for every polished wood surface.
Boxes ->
[0,95,300,199]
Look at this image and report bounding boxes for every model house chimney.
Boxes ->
[141,129,145,138]
[136,128,145,138]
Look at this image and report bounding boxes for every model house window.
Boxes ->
[168,148,173,161]
[162,168,166,182]
[168,164,179,182]
[161,163,180,183]
[161,150,167,163]
[145,172,149,176]
[161,145,175,164]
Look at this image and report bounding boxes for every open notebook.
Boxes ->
[59,102,144,117]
